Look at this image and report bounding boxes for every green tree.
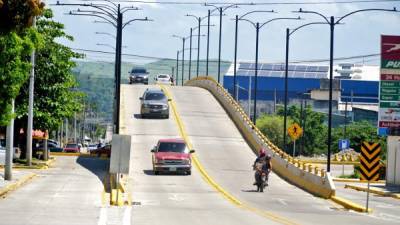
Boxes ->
[0,0,44,126]
[332,121,387,159]
[15,9,84,132]
[0,0,44,34]
[256,114,290,149]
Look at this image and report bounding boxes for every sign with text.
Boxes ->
[379,35,400,132]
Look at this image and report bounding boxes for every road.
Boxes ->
[120,84,400,225]
[0,156,107,225]
[120,84,282,225]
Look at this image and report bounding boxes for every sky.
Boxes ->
[47,0,400,65]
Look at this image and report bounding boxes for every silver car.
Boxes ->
[140,89,170,119]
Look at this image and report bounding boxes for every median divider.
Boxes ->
[185,77,335,199]
[109,173,130,206]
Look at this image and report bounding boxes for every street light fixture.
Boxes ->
[96,43,127,50]
[294,7,398,172]
[53,1,152,134]
[175,48,199,86]
[188,25,214,79]
[233,10,276,101]
[237,16,301,125]
[95,31,116,39]
[173,34,204,85]
[205,3,240,83]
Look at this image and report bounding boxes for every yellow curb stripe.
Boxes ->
[0,173,37,198]
[333,178,385,183]
[345,184,400,200]
[330,195,372,213]
[161,85,298,225]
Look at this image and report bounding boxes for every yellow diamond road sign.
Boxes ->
[288,123,303,140]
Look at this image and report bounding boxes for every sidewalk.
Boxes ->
[0,170,36,197]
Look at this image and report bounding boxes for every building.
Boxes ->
[223,62,380,124]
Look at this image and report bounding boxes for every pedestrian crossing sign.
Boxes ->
[288,123,303,140]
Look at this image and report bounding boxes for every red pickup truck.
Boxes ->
[151,138,195,175]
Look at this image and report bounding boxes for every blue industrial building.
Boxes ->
[223,62,379,104]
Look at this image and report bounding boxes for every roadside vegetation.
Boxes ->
[256,105,387,159]
[0,1,85,158]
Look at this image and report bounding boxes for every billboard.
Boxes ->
[379,35,400,135]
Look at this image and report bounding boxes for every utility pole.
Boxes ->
[74,112,77,143]
[65,118,69,144]
[5,100,14,180]
[26,17,36,166]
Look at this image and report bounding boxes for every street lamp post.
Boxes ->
[233,10,275,102]
[176,50,179,86]
[54,1,151,134]
[295,7,398,172]
[205,3,240,83]
[283,22,327,152]
[188,25,212,80]
[238,16,301,124]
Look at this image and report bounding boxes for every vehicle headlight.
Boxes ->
[156,159,165,164]
[143,104,151,108]
[182,159,190,164]
[162,105,168,110]
[142,76,148,80]
[130,75,136,78]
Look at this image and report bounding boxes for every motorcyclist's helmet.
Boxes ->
[259,148,266,158]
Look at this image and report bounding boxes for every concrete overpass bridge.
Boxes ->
[119,78,399,225]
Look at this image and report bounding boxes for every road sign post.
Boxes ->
[360,142,381,213]
[288,123,303,157]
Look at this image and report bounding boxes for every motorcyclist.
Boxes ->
[263,154,272,186]
[253,148,266,185]
[254,154,272,191]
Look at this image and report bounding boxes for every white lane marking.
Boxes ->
[168,193,185,202]
[273,198,288,206]
[123,206,132,225]
[376,203,395,209]
[379,213,400,222]
[97,207,107,225]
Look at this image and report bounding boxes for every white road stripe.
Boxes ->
[97,207,107,225]
[123,206,132,225]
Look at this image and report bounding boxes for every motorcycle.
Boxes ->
[255,171,267,192]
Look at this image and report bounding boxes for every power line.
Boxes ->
[82,0,400,5]
[72,47,383,64]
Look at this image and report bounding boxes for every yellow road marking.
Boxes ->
[161,85,298,225]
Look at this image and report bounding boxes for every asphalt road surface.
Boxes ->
[121,84,400,225]
[0,156,107,225]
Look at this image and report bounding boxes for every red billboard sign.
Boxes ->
[381,35,400,61]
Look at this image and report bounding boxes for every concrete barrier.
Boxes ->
[186,77,335,198]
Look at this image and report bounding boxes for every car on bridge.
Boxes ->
[155,74,173,85]
[151,138,195,175]
[129,67,149,85]
[140,88,170,119]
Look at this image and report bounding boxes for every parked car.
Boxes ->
[155,74,172,85]
[91,144,111,158]
[0,145,21,165]
[140,88,170,118]
[37,141,63,153]
[129,67,149,85]
[63,143,80,153]
[151,138,195,175]
[87,144,98,152]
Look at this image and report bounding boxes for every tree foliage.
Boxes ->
[0,29,41,126]
[15,9,84,131]
[0,0,45,34]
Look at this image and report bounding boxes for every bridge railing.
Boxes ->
[186,76,335,198]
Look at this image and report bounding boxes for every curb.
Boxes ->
[0,173,37,198]
[109,173,130,206]
[345,184,400,200]
[330,195,372,213]
[333,178,385,183]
